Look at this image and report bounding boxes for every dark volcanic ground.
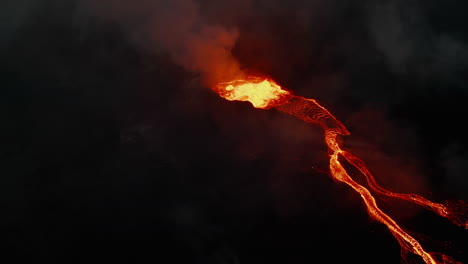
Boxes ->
[1,1,467,263]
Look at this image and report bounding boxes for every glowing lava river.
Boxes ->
[214,77,467,264]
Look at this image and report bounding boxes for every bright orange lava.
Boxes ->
[215,77,290,109]
[213,76,467,264]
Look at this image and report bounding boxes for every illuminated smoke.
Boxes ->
[81,0,244,86]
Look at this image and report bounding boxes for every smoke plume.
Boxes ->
[81,0,244,87]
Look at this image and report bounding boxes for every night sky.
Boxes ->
[1,0,467,263]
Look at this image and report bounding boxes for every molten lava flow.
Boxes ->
[326,131,440,264]
[215,77,290,109]
[340,151,468,229]
[214,77,467,264]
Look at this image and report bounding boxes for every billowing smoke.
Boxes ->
[81,0,244,87]
[76,0,468,93]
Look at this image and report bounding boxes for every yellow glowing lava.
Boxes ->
[216,78,290,109]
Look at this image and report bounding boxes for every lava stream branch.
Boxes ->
[275,95,465,264]
[274,94,467,229]
[341,151,468,229]
[214,77,466,264]
[326,131,440,264]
